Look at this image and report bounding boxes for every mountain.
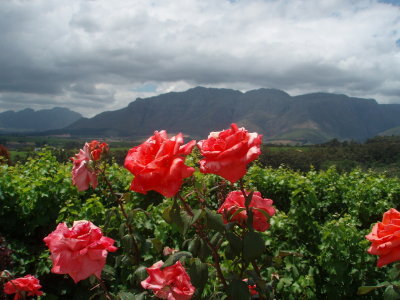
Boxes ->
[0,107,82,132]
[51,87,400,143]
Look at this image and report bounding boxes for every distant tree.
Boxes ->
[0,144,11,165]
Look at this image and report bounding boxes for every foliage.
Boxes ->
[0,149,399,298]
[260,136,400,176]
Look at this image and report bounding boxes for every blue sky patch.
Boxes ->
[134,83,158,93]
[379,0,400,5]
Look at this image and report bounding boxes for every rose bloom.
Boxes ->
[88,140,109,161]
[141,260,195,300]
[197,123,262,183]
[43,220,117,283]
[366,208,400,267]
[70,142,98,191]
[124,131,196,197]
[4,275,43,300]
[218,191,275,232]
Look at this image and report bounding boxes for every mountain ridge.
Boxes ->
[0,107,83,132]
[4,87,400,144]
[62,86,400,143]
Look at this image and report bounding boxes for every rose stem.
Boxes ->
[177,193,229,291]
[95,276,114,300]
[100,168,140,265]
[239,180,267,300]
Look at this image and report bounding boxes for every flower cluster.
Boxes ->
[70,140,108,191]
[54,124,272,299]
[124,123,262,197]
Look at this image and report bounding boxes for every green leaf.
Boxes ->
[121,234,135,249]
[188,237,201,255]
[389,264,400,281]
[191,208,205,225]
[151,238,163,253]
[133,266,148,282]
[162,206,172,224]
[180,210,193,236]
[226,232,243,256]
[199,238,212,261]
[243,231,265,262]
[384,285,400,300]
[357,286,383,295]
[170,200,185,233]
[162,251,193,269]
[118,291,145,300]
[188,258,209,297]
[210,232,223,248]
[228,279,251,300]
[205,208,226,233]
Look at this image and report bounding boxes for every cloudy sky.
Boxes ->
[1,0,399,117]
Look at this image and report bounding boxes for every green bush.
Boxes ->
[1,150,399,298]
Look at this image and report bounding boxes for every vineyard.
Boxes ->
[0,141,400,299]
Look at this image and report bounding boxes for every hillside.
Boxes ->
[39,87,400,143]
[0,107,82,132]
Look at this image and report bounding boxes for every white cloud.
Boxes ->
[0,0,399,116]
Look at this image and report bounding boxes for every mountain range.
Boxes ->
[0,107,82,133]
[64,87,400,144]
[3,87,400,144]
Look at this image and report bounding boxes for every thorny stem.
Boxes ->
[100,167,140,265]
[238,179,254,231]
[177,193,229,291]
[251,259,267,300]
[239,180,267,300]
[95,276,114,300]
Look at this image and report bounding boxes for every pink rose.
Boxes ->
[4,275,43,300]
[197,123,262,183]
[43,220,117,283]
[124,131,196,197]
[217,191,275,232]
[366,208,400,267]
[88,140,109,161]
[70,142,98,191]
[141,260,195,300]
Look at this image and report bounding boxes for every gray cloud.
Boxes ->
[0,0,399,116]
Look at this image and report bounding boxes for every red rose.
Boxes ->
[197,123,262,183]
[43,220,117,283]
[124,131,196,197]
[4,275,43,300]
[366,208,400,267]
[70,143,98,191]
[141,260,195,300]
[88,140,109,161]
[217,191,275,232]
